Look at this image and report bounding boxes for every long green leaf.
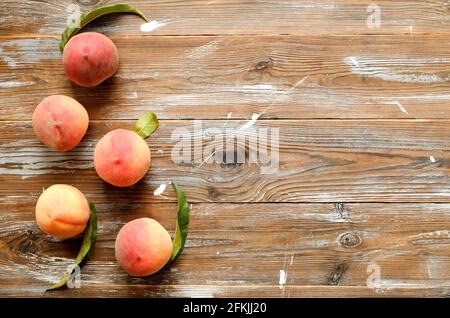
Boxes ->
[60,3,149,51]
[133,111,159,139]
[46,200,98,291]
[170,182,190,262]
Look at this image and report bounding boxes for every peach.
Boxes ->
[36,184,90,239]
[94,129,151,187]
[63,32,119,87]
[32,95,89,152]
[115,218,173,276]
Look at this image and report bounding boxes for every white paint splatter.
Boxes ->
[154,183,167,196]
[227,112,232,119]
[0,48,17,68]
[430,156,436,163]
[257,0,337,10]
[126,91,138,99]
[344,56,450,84]
[188,40,220,59]
[349,56,359,67]
[157,149,163,154]
[140,21,167,32]
[386,100,408,114]
[0,81,35,89]
[289,255,294,266]
[216,251,220,255]
[279,269,287,288]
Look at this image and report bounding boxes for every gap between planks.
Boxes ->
[0,32,449,41]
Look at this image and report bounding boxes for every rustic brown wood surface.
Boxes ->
[0,0,449,297]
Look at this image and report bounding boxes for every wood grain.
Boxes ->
[1,0,450,298]
[2,119,450,203]
[1,35,450,120]
[1,201,449,297]
[1,0,449,36]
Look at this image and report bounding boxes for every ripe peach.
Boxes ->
[32,95,89,152]
[94,129,151,187]
[63,32,119,87]
[115,218,173,276]
[36,184,90,239]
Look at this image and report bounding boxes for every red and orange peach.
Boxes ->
[63,32,119,87]
[94,129,151,187]
[35,184,90,239]
[115,218,173,276]
[32,95,89,152]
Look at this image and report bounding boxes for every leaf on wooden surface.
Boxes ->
[170,182,190,262]
[60,3,148,51]
[133,111,159,139]
[46,200,98,291]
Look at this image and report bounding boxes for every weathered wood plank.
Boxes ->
[0,201,449,297]
[2,119,450,202]
[1,35,450,120]
[1,0,449,36]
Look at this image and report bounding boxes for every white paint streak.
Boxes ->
[426,261,432,279]
[240,113,261,131]
[0,81,35,89]
[140,21,167,32]
[422,230,450,237]
[0,144,93,178]
[349,56,359,67]
[430,156,436,163]
[0,48,17,68]
[386,100,408,114]
[293,75,310,88]
[157,149,163,154]
[126,91,138,99]
[279,269,287,288]
[344,56,450,84]
[227,112,232,119]
[258,0,337,10]
[0,39,60,67]
[188,40,220,59]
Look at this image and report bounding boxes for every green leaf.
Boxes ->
[133,111,159,139]
[170,182,190,262]
[60,3,149,51]
[46,200,98,291]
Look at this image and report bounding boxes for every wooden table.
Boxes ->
[1,0,450,298]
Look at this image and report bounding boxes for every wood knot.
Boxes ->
[245,59,274,80]
[19,229,39,254]
[338,232,362,248]
[328,262,348,285]
[334,202,349,220]
[255,59,273,71]
[208,186,218,199]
